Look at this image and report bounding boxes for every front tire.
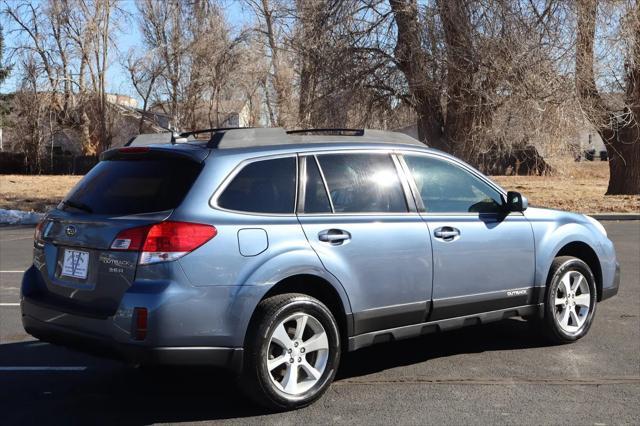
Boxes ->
[541,256,597,343]
[241,293,341,410]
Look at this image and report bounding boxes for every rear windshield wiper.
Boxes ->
[61,199,93,213]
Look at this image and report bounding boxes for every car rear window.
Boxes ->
[217,157,297,214]
[62,158,202,215]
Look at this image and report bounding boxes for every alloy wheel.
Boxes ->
[266,313,329,395]
[554,270,591,333]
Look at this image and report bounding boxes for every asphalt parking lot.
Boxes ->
[0,222,638,425]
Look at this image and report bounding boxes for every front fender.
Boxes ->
[525,208,615,296]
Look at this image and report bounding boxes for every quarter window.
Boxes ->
[316,153,407,213]
[403,155,503,213]
[218,157,296,214]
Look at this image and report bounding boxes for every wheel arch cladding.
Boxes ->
[553,242,602,301]
[243,274,351,350]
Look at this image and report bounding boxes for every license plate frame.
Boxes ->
[60,249,90,280]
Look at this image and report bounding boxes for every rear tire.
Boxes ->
[541,256,597,343]
[241,293,341,410]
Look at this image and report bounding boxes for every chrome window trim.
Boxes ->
[296,154,307,214]
[397,150,509,216]
[209,153,299,217]
[292,212,423,217]
[391,153,418,213]
[397,154,426,212]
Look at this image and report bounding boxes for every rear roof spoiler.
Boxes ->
[100,145,210,163]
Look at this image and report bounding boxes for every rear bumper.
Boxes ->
[22,302,244,372]
[601,261,620,301]
[19,263,269,372]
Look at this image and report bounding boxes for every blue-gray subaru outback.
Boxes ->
[21,128,619,410]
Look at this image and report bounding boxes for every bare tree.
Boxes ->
[390,0,444,148]
[576,0,639,194]
[244,0,296,127]
[4,0,123,156]
[124,51,164,132]
[136,0,249,131]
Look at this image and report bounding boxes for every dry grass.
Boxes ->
[0,175,81,212]
[491,161,639,213]
[0,161,638,213]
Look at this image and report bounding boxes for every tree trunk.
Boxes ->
[390,0,444,147]
[602,125,640,195]
[262,0,289,127]
[438,0,476,161]
[576,0,640,195]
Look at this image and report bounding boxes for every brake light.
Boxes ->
[118,147,149,153]
[34,220,48,246]
[110,226,151,251]
[110,221,217,265]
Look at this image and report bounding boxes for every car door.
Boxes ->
[400,152,536,320]
[296,152,433,335]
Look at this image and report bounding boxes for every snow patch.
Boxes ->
[0,209,44,225]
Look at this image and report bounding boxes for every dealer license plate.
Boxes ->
[61,249,89,279]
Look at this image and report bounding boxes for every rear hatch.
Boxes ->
[30,147,206,318]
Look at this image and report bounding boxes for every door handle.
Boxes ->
[318,229,351,244]
[434,227,460,241]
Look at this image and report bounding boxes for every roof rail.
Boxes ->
[179,127,255,139]
[172,127,256,144]
[286,128,365,136]
[207,127,289,148]
[125,127,423,149]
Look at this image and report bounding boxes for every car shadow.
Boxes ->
[0,318,552,424]
[336,317,552,380]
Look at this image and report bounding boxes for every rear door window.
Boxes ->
[217,157,297,214]
[62,158,202,215]
[316,153,407,213]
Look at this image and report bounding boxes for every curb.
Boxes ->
[589,214,640,221]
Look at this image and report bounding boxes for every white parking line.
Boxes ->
[0,303,20,306]
[0,236,32,242]
[0,366,87,371]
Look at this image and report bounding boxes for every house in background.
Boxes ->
[576,127,607,160]
[395,122,609,162]
[0,92,170,154]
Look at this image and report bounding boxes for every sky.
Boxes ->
[1,1,627,98]
[0,0,252,103]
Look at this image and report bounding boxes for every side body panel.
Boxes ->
[424,213,537,319]
[297,214,432,334]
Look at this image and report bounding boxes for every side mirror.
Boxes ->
[505,191,528,212]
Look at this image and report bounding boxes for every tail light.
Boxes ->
[111,221,217,265]
[34,220,46,247]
